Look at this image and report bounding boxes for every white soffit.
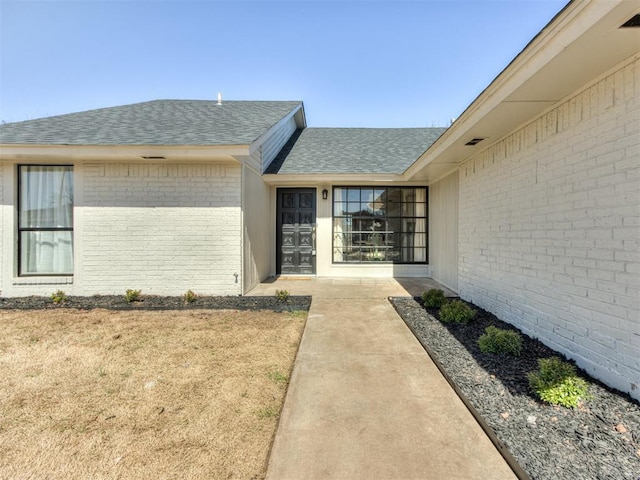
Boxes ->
[406,0,640,183]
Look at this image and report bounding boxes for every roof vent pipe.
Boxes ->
[217,93,222,105]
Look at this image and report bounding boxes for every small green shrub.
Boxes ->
[124,289,142,303]
[50,290,67,304]
[478,326,523,356]
[275,289,290,302]
[528,357,589,408]
[439,300,476,324]
[183,289,197,304]
[422,288,446,308]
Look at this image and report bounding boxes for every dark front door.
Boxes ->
[277,188,316,275]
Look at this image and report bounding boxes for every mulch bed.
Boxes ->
[0,295,311,313]
[390,297,640,480]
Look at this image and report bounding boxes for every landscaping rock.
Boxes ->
[0,294,311,313]
[391,296,640,480]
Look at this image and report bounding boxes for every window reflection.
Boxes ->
[332,187,427,264]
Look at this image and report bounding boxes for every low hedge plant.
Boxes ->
[422,288,446,308]
[478,326,522,356]
[528,357,589,408]
[439,300,476,324]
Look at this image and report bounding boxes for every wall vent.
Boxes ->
[620,14,640,28]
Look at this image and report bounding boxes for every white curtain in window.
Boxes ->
[20,166,73,274]
[333,188,343,262]
[414,188,426,262]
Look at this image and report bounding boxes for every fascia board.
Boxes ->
[262,173,411,185]
[0,144,249,161]
[404,0,622,180]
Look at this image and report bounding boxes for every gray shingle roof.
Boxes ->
[266,127,446,175]
[0,100,302,146]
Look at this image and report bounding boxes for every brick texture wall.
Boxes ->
[458,57,639,399]
[0,163,4,295]
[79,162,242,295]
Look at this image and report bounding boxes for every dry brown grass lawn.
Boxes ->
[0,308,306,480]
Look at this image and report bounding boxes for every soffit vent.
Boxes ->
[465,138,485,146]
[141,156,166,159]
[620,14,640,28]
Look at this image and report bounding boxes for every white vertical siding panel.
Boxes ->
[242,165,273,292]
[261,116,297,172]
[429,171,459,292]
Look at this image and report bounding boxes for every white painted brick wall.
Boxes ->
[0,163,4,295]
[78,162,242,296]
[458,57,640,400]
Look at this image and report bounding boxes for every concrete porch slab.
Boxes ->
[247,276,458,299]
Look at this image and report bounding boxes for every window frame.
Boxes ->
[17,164,74,277]
[331,186,428,264]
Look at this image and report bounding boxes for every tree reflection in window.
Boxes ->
[332,187,427,263]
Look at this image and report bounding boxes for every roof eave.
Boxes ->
[404,0,638,183]
[262,172,417,185]
[0,144,250,162]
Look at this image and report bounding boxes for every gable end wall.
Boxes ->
[458,57,639,399]
[261,116,297,172]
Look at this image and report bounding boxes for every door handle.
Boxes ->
[312,226,316,255]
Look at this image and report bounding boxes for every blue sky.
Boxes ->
[1,0,567,127]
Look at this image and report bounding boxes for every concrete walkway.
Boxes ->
[248,278,517,480]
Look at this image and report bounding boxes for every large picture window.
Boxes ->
[333,187,427,263]
[18,165,74,275]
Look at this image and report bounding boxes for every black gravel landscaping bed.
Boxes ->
[0,294,311,312]
[391,297,640,480]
